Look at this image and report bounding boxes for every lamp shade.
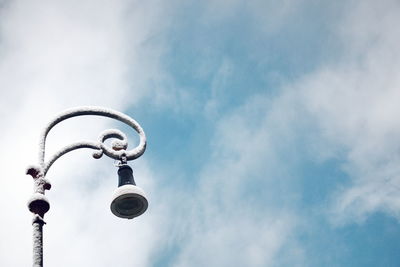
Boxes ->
[110,165,148,219]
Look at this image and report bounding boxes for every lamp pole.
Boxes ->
[26,106,148,267]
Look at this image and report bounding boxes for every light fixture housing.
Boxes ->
[110,165,148,219]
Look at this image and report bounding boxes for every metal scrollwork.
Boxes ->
[27,106,146,177]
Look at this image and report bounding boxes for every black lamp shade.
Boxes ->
[110,165,148,219]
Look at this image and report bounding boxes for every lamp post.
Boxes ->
[26,106,148,267]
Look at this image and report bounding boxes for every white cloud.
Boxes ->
[164,92,305,266]
[170,1,400,264]
[199,0,400,228]
[296,0,400,224]
[0,0,169,266]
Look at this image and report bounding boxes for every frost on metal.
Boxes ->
[38,106,146,175]
[26,106,147,267]
[32,215,45,267]
[26,165,43,179]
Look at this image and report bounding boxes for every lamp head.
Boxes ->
[110,165,148,219]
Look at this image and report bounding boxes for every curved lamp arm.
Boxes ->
[29,106,146,177]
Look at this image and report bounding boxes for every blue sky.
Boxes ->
[1,0,400,266]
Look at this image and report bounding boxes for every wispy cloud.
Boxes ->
[0,0,168,265]
[148,1,400,265]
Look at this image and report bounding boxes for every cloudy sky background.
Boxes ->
[1,0,400,266]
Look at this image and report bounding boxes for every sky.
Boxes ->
[0,0,400,266]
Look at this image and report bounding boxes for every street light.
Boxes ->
[26,106,148,267]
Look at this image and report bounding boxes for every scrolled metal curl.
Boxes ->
[34,106,146,176]
[92,129,128,159]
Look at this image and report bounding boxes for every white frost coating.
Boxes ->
[37,106,146,175]
[97,129,129,157]
[110,184,148,219]
[43,141,100,175]
[32,215,45,267]
[28,192,50,204]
